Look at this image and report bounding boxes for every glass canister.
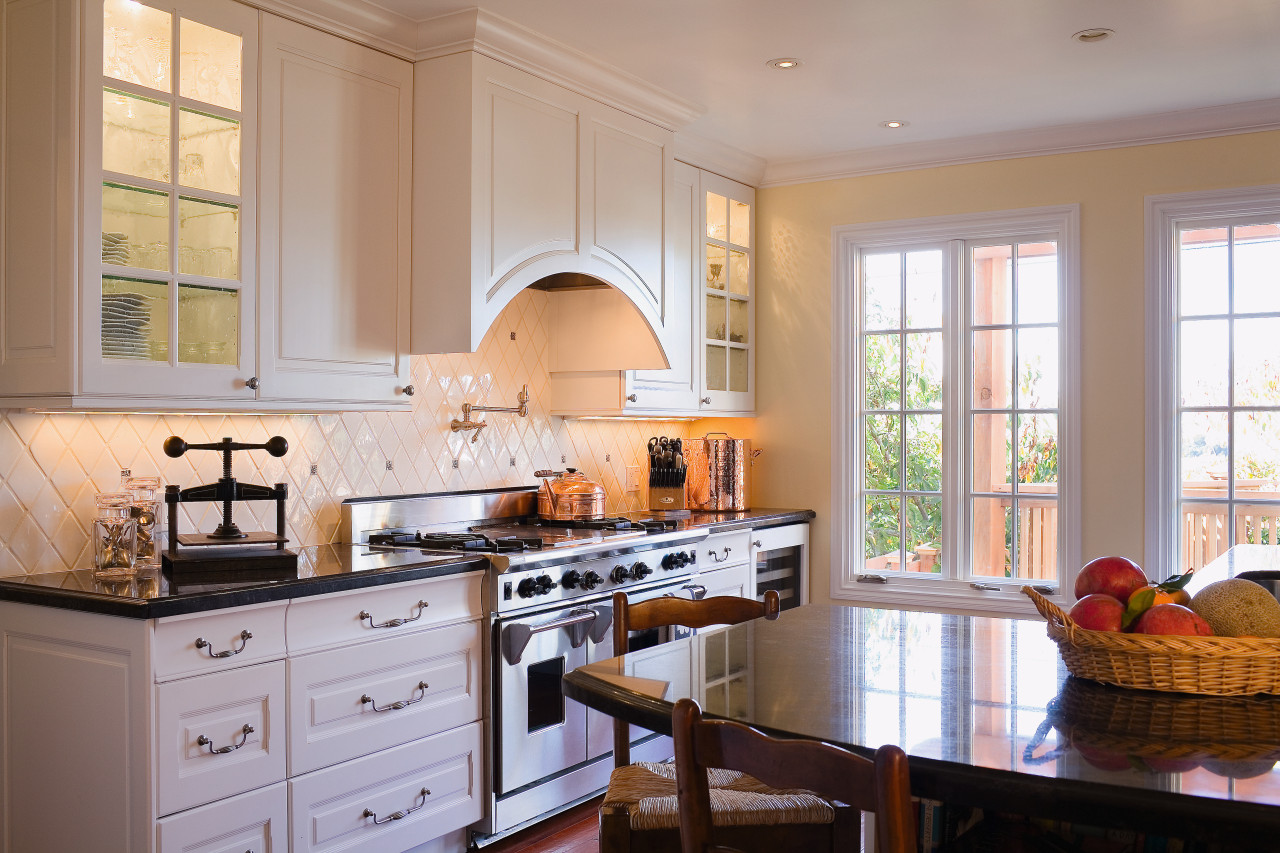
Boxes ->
[93,492,137,579]
[124,476,162,569]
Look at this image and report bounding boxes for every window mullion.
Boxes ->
[944,239,966,582]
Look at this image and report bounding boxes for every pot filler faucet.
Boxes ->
[450,384,530,442]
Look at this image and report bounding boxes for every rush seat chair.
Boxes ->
[671,697,917,853]
[603,589,854,853]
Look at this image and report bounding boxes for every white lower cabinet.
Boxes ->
[157,782,289,853]
[0,570,485,853]
[289,722,483,853]
[287,620,482,775]
[157,661,288,815]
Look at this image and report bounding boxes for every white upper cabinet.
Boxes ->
[0,0,412,411]
[257,15,412,406]
[411,51,675,366]
[549,164,756,417]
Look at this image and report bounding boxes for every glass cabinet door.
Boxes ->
[701,173,754,412]
[90,0,256,394]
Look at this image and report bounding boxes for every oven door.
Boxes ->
[495,605,605,794]
[584,578,706,761]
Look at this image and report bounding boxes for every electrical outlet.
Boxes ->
[625,465,641,492]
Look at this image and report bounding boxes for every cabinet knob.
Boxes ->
[626,394,637,402]
[245,376,261,391]
[402,384,415,397]
[701,397,712,405]
[753,540,763,548]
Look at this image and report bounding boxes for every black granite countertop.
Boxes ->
[0,508,814,619]
[564,598,1280,847]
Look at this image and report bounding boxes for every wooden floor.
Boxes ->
[481,797,601,853]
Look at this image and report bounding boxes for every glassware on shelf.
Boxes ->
[93,492,137,580]
[123,476,162,569]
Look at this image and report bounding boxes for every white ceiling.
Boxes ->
[369,0,1280,168]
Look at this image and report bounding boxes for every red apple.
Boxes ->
[1068,593,1125,631]
[1132,603,1214,637]
[1074,556,1148,601]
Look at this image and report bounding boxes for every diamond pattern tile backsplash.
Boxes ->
[0,290,693,576]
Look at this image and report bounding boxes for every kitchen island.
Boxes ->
[564,598,1280,849]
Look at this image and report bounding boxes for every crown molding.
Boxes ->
[674,133,767,187]
[245,0,419,58]
[761,97,1280,187]
[414,8,704,131]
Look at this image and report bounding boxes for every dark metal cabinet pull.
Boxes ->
[359,600,428,628]
[195,630,252,658]
[402,384,415,396]
[362,788,430,824]
[197,723,254,754]
[708,546,732,563]
[361,681,429,712]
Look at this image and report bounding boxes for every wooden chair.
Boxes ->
[611,589,780,767]
[605,590,841,853]
[672,697,917,853]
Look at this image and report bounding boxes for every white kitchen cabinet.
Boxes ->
[0,569,485,853]
[0,0,412,411]
[412,50,676,366]
[548,164,756,416]
[257,14,413,407]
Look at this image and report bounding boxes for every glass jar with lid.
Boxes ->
[123,475,162,569]
[93,492,137,579]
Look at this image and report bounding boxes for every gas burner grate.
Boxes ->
[526,516,659,532]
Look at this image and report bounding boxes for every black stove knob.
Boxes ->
[582,571,604,590]
[561,570,582,590]
[534,574,557,595]
[632,561,652,580]
[661,553,679,570]
[610,564,632,583]
[516,577,540,598]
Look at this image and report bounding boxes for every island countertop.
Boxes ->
[564,598,1280,848]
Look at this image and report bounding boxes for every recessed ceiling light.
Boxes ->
[766,58,801,70]
[1072,28,1114,44]
[879,120,908,129]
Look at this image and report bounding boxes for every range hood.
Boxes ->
[409,47,685,372]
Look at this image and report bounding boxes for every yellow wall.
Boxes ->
[751,130,1280,604]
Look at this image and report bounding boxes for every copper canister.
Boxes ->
[684,433,761,511]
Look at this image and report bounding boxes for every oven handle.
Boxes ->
[662,584,708,600]
[500,607,611,666]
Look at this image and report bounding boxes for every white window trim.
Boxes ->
[832,205,1082,616]
[1144,184,1280,574]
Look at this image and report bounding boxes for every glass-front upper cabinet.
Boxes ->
[88,0,257,397]
[701,172,755,413]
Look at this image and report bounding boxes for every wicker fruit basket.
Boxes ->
[1024,676,1280,767]
[1022,585,1280,696]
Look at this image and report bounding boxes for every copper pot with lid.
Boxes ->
[684,433,761,512]
[534,468,607,521]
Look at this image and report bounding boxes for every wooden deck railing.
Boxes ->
[865,481,1280,577]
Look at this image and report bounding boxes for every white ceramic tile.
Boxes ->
[0,293,706,574]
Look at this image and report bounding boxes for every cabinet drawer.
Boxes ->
[695,562,750,600]
[700,530,750,568]
[289,721,483,853]
[156,781,288,853]
[156,661,287,816]
[286,572,483,653]
[153,602,288,682]
[288,618,483,775]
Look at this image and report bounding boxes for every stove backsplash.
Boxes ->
[0,290,696,577]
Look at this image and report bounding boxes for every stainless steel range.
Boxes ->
[341,487,710,841]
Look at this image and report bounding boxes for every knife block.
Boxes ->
[648,484,688,514]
